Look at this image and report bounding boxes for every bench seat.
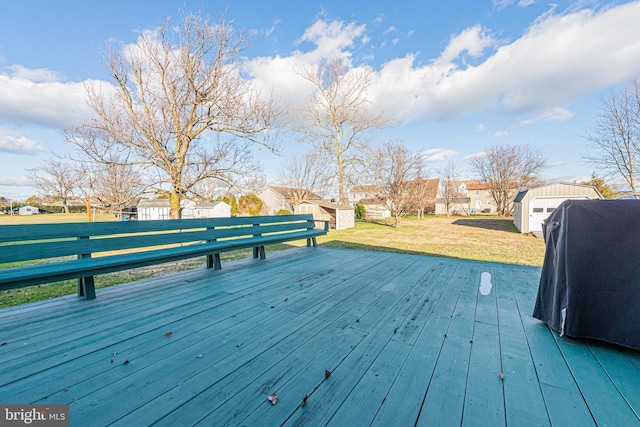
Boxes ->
[0,214,328,300]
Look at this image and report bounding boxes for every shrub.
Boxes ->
[275,209,291,215]
[354,203,366,219]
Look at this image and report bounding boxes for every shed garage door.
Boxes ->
[529,197,587,232]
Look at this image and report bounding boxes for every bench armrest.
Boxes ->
[313,219,330,232]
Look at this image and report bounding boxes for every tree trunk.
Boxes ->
[169,192,181,219]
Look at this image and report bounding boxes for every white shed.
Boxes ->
[137,199,196,220]
[513,182,603,233]
[297,200,355,230]
[194,201,231,218]
[18,205,40,215]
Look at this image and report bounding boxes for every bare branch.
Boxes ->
[67,10,281,218]
[292,58,389,204]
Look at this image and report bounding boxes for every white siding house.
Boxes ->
[513,182,603,233]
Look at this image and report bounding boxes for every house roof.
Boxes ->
[349,185,382,194]
[464,182,518,191]
[263,186,322,200]
[407,178,440,199]
[137,199,170,208]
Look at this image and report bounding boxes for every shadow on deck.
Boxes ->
[1,247,639,426]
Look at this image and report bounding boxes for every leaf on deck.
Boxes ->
[164,331,173,338]
[267,393,278,405]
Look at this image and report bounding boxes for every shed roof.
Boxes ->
[299,199,353,210]
[513,182,603,202]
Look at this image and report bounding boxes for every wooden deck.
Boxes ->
[1,247,640,426]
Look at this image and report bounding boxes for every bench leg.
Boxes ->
[258,246,266,260]
[78,276,96,300]
[307,237,318,247]
[207,253,222,270]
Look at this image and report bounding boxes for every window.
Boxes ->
[532,207,543,213]
[547,207,555,213]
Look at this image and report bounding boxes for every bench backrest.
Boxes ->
[0,214,319,265]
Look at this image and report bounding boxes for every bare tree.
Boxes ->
[293,58,387,205]
[30,159,82,213]
[67,11,281,218]
[585,80,640,198]
[368,141,424,227]
[439,161,466,217]
[469,144,546,216]
[81,161,145,217]
[277,151,329,208]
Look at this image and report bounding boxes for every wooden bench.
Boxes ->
[0,214,328,300]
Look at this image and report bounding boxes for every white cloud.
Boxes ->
[297,20,366,62]
[7,65,64,83]
[0,68,96,129]
[366,2,640,121]
[0,176,33,186]
[420,148,458,162]
[549,161,565,167]
[494,130,509,137]
[0,128,45,155]
[245,19,370,109]
[436,25,495,66]
[464,152,487,160]
[518,0,536,7]
[384,26,397,35]
[519,107,575,126]
[475,124,486,132]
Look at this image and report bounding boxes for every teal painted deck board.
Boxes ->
[1,247,639,426]
[494,268,550,426]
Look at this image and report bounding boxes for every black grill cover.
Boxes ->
[533,199,640,350]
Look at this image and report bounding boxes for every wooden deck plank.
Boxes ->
[553,333,640,426]
[2,247,640,427]
[416,262,474,427]
[463,320,505,427]
[509,269,597,426]
[370,313,450,426]
[494,267,550,427]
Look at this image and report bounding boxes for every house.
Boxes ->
[513,182,603,233]
[349,179,440,218]
[435,180,518,216]
[435,180,475,216]
[297,200,355,230]
[348,185,390,218]
[194,201,231,218]
[137,199,196,220]
[257,186,322,215]
[407,178,441,215]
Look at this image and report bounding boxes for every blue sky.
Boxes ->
[1,0,640,200]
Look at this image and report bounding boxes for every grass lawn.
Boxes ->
[0,214,544,307]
